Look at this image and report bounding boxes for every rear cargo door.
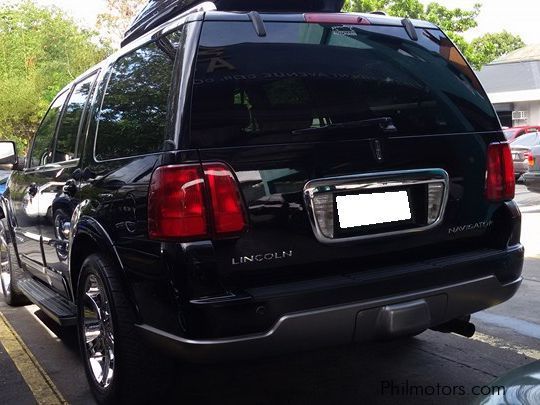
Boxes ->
[190,18,503,281]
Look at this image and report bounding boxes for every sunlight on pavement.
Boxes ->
[466,332,540,360]
[520,212,540,258]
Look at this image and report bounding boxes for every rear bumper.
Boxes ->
[523,171,540,192]
[514,161,528,176]
[137,245,523,362]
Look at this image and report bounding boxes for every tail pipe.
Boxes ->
[431,315,476,338]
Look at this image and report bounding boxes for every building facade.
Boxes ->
[477,44,540,128]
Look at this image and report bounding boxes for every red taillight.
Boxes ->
[148,163,246,240]
[148,165,207,240]
[204,163,247,235]
[304,13,371,25]
[529,153,536,167]
[485,143,515,202]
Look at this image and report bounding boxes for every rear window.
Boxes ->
[190,21,499,148]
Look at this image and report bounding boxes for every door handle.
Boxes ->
[72,168,82,181]
[82,167,97,182]
[98,193,114,200]
[63,179,78,197]
[28,183,38,197]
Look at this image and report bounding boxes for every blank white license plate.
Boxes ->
[336,191,412,229]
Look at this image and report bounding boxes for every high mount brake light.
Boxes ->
[304,13,371,25]
[148,163,247,240]
[485,143,515,202]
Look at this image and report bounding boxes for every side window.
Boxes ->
[30,91,69,168]
[95,31,179,161]
[54,73,98,162]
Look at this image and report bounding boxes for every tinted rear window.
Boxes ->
[190,21,499,148]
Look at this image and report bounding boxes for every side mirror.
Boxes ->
[0,141,18,170]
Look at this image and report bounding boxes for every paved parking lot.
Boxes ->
[1,184,539,405]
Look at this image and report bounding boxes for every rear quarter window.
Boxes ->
[189,21,499,148]
[94,32,181,161]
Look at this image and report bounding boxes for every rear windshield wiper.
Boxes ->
[292,117,397,135]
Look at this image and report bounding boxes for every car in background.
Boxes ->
[510,131,540,179]
[477,360,540,404]
[21,182,64,219]
[0,170,10,194]
[504,125,540,142]
[523,144,540,193]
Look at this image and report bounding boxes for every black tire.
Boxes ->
[77,253,172,404]
[0,222,30,306]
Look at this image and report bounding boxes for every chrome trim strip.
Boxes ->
[19,231,41,242]
[23,159,81,173]
[303,169,450,245]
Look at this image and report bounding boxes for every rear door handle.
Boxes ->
[28,183,38,197]
[63,179,78,197]
[98,193,114,200]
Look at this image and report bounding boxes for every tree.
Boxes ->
[342,1,524,70]
[0,1,110,153]
[468,31,525,69]
[97,0,146,47]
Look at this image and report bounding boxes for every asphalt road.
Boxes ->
[1,185,539,405]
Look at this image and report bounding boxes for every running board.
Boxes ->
[17,278,77,326]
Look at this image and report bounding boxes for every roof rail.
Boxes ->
[370,11,387,15]
[122,0,346,47]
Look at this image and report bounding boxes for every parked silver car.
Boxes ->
[510,131,540,179]
[522,144,540,192]
[477,360,540,405]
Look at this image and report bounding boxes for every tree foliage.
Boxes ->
[97,0,146,47]
[0,1,110,153]
[342,0,524,70]
[0,0,527,155]
[468,31,525,69]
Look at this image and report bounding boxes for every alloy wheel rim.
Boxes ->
[53,213,69,261]
[0,233,11,297]
[82,274,115,388]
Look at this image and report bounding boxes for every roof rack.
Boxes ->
[122,0,346,47]
[122,1,214,47]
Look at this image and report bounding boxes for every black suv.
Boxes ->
[0,0,523,403]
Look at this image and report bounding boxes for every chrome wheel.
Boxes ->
[82,274,115,389]
[53,210,70,261]
[0,231,12,298]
